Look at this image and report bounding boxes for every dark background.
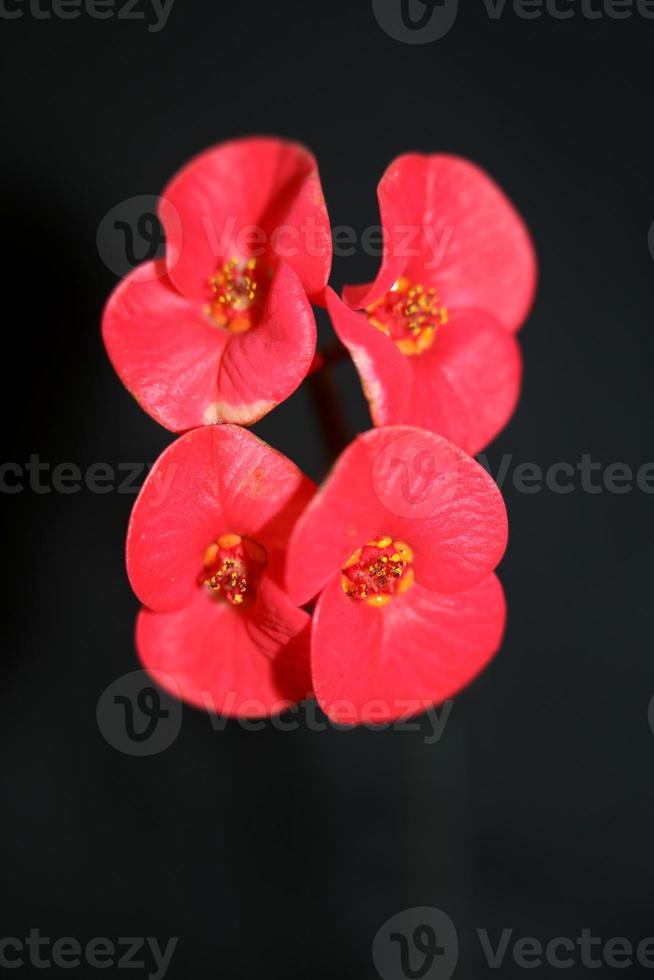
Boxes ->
[2,1,654,977]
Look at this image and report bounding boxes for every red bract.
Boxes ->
[103,137,332,431]
[285,426,508,723]
[328,154,536,454]
[128,425,316,717]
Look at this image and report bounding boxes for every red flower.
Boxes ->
[128,425,315,717]
[328,154,537,454]
[285,426,508,723]
[103,137,332,431]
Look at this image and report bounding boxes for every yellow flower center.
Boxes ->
[206,257,270,334]
[365,276,448,355]
[200,533,268,608]
[341,536,415,607]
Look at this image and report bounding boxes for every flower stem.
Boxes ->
[307,339,349,376]
[307,343,352,464]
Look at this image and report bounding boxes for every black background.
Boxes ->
[2,1,654,977]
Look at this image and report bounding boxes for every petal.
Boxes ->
[128,426,316,613]
[404,308,522,455]
[285,426,507,606]
[342,154,422,310]
[311,573,506,723]
[137,578,311,717]
[326,287,411,426]
[102,260,226,432]
[160,136,332,303]
[344,154,537,333]
[328,293,521,453]
[215,263,317,425]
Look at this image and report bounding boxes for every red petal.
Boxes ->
[128,426,315,613]
[215,263,316,424]
[137,578,311,716]
[342,153,421,310]
[406,308,522,454]
[326,287,411,426]
[328,291,521,453]
[344,154,536,333]
[160,136,332,303]
[330,287,522,455]
[312,573,506,723]
[285,426,507,606]
[102,260,226,432]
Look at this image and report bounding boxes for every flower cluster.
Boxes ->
[103,136,536,724]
